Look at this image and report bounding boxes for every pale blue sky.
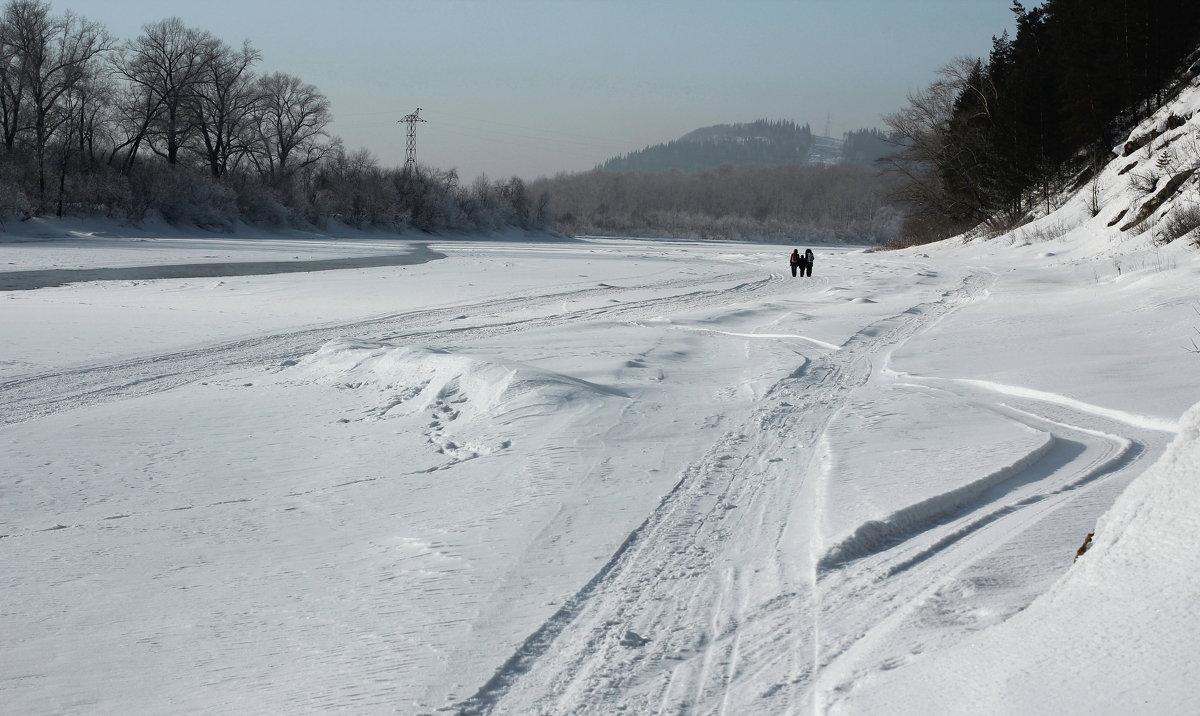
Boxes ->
[61,0,1016,180]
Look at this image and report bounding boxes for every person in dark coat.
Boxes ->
[789,249,801,277]
[802,248,814,277]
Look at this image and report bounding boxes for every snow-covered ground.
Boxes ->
[5,74,1200,714]
[3,216,1198,714]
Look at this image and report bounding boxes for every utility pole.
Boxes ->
[398,108,426,170]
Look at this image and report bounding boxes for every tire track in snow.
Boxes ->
[452,270,991,715]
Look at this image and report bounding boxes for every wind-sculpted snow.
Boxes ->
[292,338,627,420]
[288,338,629,464]
[837,401,1200,714]
[2,228,1198,713]
[817,433,1056,571]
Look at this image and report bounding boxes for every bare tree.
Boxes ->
[501,176,530,228]
[52,58,113,214]
[191,37,259,179]
[0,3,26,151]
[105,76,157,171]
[881,57,995,238]
[112,17,218,171]
[251,72,334,187]
[0,0,111,204]
[64,60,113,167]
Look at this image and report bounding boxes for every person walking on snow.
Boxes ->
[789,249,801,277]
[802,248,814,277]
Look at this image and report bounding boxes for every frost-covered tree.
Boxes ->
[0,0,110,205]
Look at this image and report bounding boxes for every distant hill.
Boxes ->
[596,120,892,173]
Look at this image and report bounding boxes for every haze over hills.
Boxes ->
[533,120,900,245]
[596,120,891,173]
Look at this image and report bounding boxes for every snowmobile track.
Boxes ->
[451,270,993,715]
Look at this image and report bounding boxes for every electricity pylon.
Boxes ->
[398,108,426,170]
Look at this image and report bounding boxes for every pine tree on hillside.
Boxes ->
[842,129,891,164]
[887,0,1200,244]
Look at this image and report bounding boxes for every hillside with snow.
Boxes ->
[3,75,1200,716]
[827,64,1200,716]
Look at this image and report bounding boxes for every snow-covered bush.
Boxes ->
[127,165,238,230]
[61,168,133,219]
[234,178,294,228]
[0,178,32,225]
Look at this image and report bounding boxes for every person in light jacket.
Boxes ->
[802,248,814,277]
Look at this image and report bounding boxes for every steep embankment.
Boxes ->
[831,66,1200,715]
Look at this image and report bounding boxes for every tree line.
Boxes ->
[0,0,548,231]
[841,129,890,164]
[884,0,1200,245]
[531,162,903,245]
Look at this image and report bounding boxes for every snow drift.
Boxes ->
[837,399,1200,713]
[288,338,628,462]
[292,338,626,419]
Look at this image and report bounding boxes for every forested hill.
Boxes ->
[886,0,1200,246]
[533,122,899,244]
[596,120,890,173]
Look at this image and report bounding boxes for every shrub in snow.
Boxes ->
[0,178,32,224]
[234,179,294,228]
[1158,202,1200,245]
[1128,168,1160,196]
[61,168,133,219]
[128,166,238,230]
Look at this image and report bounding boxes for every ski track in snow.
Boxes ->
[662,325,844,351]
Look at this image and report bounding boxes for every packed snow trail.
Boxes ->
[454,260,1176,715]
[454,272,994,714]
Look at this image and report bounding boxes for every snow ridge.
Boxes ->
[953,378,1180,434]
[817,433,1055,572]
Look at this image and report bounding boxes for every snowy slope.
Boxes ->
[822,67,1200,716]
[2,75,1200,716]
[836,403,1200,714]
